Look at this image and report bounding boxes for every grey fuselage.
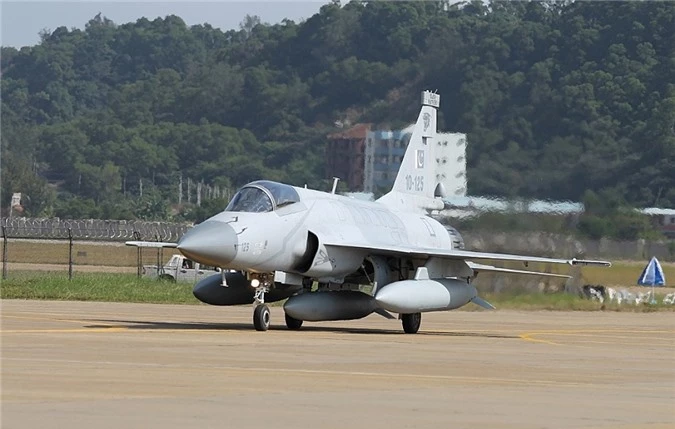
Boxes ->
[177,183,454,283]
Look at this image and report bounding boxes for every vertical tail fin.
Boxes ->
[377,91,444,212]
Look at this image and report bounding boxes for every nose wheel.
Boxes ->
[253,304,271,331]
[252,285,271,331]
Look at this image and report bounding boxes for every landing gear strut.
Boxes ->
[401,312,421,334]
[252,284,270,331]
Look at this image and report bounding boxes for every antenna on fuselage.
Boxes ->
[331,177,340,194]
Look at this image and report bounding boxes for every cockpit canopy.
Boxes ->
[225,181,300,213]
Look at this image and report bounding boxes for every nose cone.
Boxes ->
[177,221,237,267]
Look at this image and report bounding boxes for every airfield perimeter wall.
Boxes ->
[1,217,673,261]
[462,231,674,262]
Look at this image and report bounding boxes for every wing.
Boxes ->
[466,262,571,279]
[321,239,611,267]
[125,241,178,248]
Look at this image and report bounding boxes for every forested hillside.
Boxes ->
[2,0,674,221]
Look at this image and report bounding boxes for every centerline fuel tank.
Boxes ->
[283,291,377,321]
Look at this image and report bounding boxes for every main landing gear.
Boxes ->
[401,312,421,334]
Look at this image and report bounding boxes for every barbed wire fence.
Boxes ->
[1,217,192,242]
[0,217,193,280]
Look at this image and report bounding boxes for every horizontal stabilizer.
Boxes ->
[471,296,495,310]
[467,262,571,279]
[125,241,178,248]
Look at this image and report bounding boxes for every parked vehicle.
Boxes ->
[142,254,220,282]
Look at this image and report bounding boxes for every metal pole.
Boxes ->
[134,231,142,278]
[2,226,8,280]
[156,234,161,277]
[68,228,73,280]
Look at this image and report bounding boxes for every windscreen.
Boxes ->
[253,181,300,208]
[225,187,273,213]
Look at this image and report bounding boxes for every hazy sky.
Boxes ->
[1,1,327,48]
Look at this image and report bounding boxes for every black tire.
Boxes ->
[284,313,303,330]
[159,274,176,282]
[253,304,271,331]
[401,312,421,334]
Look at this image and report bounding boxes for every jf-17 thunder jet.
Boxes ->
[128,91,610,332]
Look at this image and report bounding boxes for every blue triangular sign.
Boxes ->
[637,257,666,286]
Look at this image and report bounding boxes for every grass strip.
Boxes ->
[1,272,672,311]
[1,272,198,304]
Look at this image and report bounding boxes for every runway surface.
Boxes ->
[2,300,674,429]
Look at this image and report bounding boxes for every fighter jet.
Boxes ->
[131,91,610,333]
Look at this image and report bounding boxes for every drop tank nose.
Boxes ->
[177,221,237,267]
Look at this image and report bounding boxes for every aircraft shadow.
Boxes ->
[85,319,517,339]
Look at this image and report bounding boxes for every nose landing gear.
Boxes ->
[252,281,270,331]
[253,302,271,331]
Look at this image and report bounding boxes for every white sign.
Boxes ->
[421,91,440,108]
[11,193,21,207]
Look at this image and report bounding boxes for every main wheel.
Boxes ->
[253,304,271,331]
[401,312,421,334]
[284,313,303,330]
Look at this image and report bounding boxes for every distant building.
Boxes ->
[326,124,371,190]
[363,125,467,197]
[639,208,675,238]
[363,128,408,194]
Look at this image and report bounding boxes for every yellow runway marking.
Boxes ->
[518,333,560,345]
[1,328,128,334]
[533,329,675,334]
[0,357,602,388]
[519,329,675,346]
[2,315,102,325]
[4,313,674,348]
[554,339,675,346]
[4,357,673,394]
[1,312,254,323]
[544,333,672,340]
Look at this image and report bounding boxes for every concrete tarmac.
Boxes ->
[2,300,674,429]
